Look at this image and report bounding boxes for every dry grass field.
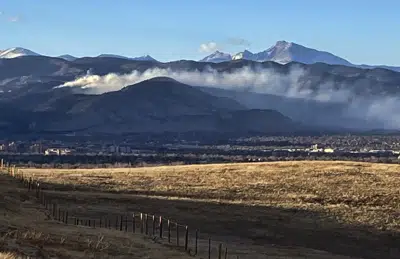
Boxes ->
[20,161,400,258]
[0,173,194,258]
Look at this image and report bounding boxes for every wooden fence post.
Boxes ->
[36,183,40,198]
[218,244,222,259]
[152,215,156,236]
[224,247,228,259]
[168,219,171,243]
[184,226,189,251]
[140,213,144,234]
[119,215,123,231]
[159,216,163,238]
[65,211,68,224]
[145,214,149,235]
[208,238,211,259]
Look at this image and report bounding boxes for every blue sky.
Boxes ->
[1,0,399,65]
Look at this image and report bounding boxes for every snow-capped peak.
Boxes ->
[0,47,41,59]
[229,40,352,66]
[263,40,352,65]
[232,50,254,60]
[200,51,232,63]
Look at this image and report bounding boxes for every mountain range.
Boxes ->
[0,76,297,135]
[202,40,352,66]
[1,46,400,135]
[1,41,399,72]
[200,41,400,72]
[0,48,158,63]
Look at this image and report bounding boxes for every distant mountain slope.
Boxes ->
[2,56,400,98]
[131,55,158,62]
[2,44,399,71]
[197,86,379,130]
[97,54,158,62]
[0,47,41,59]
[231,50,256,61]
[0,56,82,81]
[67,77,245,116]
[2,56,400,131]
[203,41,400,71]
[0,77,297,134]
[58,54,77,61]
[200,51,232,63]
[231,41,352,65]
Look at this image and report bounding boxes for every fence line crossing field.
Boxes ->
[0,166,195,259]
[15,161,400,259]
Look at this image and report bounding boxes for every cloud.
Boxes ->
[56,66,400,129]
[226,37,251,47]
[198,42,219,53]
[8,16,20,22]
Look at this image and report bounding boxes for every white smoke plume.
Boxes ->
[59,66,350,101]
[58,66,400,129]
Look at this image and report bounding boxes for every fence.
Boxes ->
[0,159,245,259]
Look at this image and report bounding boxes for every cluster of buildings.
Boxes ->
[1,136,400,160]
[272,144,400,159]
[44,148,72,156]
[0,141,138,156]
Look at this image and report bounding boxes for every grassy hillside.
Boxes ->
[21,161,400,259]
[0,173,193,258]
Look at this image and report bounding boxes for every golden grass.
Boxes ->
[23,161,400,231]
[21,161,400,259]
[0,252,20,259]
[0,174,193,259]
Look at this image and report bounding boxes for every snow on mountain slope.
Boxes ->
[231,41,352,66]
[232,50,255,61]
[199,51,232,63]
[0,47,41,59]
[266,41,352,65]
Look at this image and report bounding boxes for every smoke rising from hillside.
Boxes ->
[60,66,351,101]
[58,66,400,129]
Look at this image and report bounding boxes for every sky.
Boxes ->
[1,0,399,65]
